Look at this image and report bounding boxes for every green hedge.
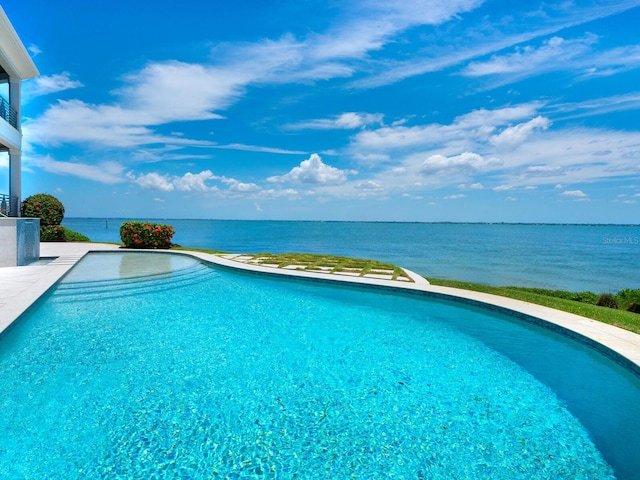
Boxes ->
[120,221,175,249]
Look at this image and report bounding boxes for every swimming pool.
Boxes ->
[1,251,639,478]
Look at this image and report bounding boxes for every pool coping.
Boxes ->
[1,242,639,373]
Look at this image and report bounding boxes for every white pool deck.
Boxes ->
[1,242,639,372]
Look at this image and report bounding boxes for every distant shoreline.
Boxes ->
[65,217,640,227]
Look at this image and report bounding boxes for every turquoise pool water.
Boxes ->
[1,252,639,479]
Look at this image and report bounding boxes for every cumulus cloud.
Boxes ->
[129,170,219,192]
[459,182,484,189]
[444,194,465,200]
[173,171,217,192]
[268,153,357,184]
[217,176,261,192]
[419,152,500,176]
[132,172,176,191]
[128,169,262,195]
[354,180,384,191]
[562,189,588,198]
[490,116,551,149]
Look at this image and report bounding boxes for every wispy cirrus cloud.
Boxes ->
[462,34,640,88]
[28,155,126,184]
[463,35,598,77]
[354,1,640,88]
[209,143,306,155]
[284,112,383,131]
[549,92,640,121]
[23,72,83,99]
[25,0,484,156]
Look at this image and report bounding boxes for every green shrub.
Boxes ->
[61,226,90,242]
[21,193,65,227]
[616,289,640,310]
[572,291,599,305]
[40,225,66,242]
[627,303,640,314]
[596,293,618,309]
[120,221,174,249]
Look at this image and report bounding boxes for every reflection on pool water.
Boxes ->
[1,252,639,478]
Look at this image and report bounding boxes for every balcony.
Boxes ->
[0,95,17,129]
[0,192,17,217]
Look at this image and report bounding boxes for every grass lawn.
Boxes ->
[428,278,640,335]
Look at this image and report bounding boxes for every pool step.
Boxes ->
[48,255,85,266]
[52,263,217,302]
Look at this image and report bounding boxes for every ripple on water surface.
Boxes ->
[0,253,617,478]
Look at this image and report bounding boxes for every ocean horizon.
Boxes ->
[63,218,640,294]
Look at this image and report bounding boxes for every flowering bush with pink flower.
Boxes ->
[119,221,175,249]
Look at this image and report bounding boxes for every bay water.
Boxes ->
[62,218,640,293]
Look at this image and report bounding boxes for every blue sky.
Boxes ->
[3,0,640,222]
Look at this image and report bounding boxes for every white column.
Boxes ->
[9,148,20,216]
[8,77,20,131]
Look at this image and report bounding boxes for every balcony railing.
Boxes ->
[0,192,17,217]
[0,95,18,129]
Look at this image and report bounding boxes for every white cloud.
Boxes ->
[462,32,640,89]
[218,176,261,192]
[419,152,500,176]
[173,171,217,192]
[352,2,640,88]
[489,116,551,149]
[210,143,305,155]
[354,180,384,191]
[29,156,125,184]
[463,35,598,78]
[550,92,640,121]
[128,169,263,194]
[523,164,563,177]
[285,112,383,130]
[23,0,488,155]
[578,44,640,78]
[130,172,175,191]
[259,188,302,199]
[28,44,42,56]
[444,194,465,200]
[459,182,484,189]
[268,153,357,184]
[562,189,588,198]
[351,103,542,154]
[23,72,83,98]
